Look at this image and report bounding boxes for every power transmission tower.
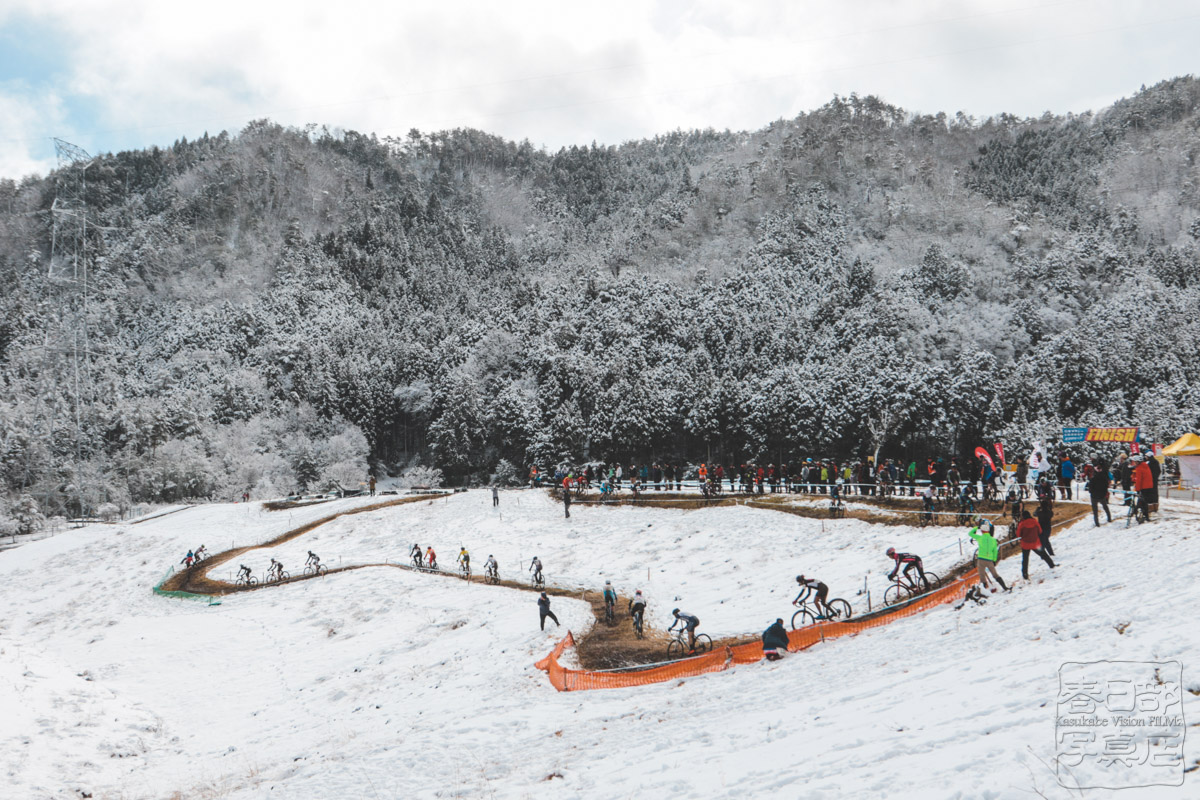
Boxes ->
[48,138,96,519]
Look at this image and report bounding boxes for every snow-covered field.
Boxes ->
[1,490,1196,798]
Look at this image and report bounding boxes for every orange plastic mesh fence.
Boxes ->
[536,575,975,691]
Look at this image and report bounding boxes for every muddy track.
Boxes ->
[158,491,1099,670]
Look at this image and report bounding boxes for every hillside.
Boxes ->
[2,78,1199,513]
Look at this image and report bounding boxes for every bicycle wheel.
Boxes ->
[633,614,644,639]
[281,571,290,581]
[883,584,908,606]
[920,573,942,592]
[317,565,328,577]
[791,608,815,629]
[694,634,713,654]
[667,639,685,660]
[303,566,315,577]
[826,598,852,620]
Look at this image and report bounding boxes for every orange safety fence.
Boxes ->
[536,572,979,691]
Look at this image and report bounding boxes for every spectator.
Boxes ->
[762,618,789,661]
[1056,454,1074,499]
[967,518,1008,592]
[492,486,499,507]
[1132,454,1154,522]
[563,484,572,519]
[1088,458,1111,526]
[1036,493,1055,557]
[537,592,560,630]
[1017,510,1056,579]
[1145,450,1161,512]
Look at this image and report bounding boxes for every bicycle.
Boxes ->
[1125,491,1147,527]
[829,498,846,518]
[531,571,545,590]
[666,629,713,659]
[631,608,645,639]
[303,563,328,577]
[918,502,939,527]
[267,568,290,584]
[604,599,615,625]
[235,573,258,587]
[460,561,472,580]
[790,596,852,629]
[883,571,942,606]
[484,566,500,585]
[410,554,425,570]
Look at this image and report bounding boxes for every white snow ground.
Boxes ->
[1,490,1196,799]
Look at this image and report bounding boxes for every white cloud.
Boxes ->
[2,0,1199,178]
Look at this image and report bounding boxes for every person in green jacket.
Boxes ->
[968,517,1008,592]
[907,461,917,496]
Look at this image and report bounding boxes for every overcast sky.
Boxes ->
[1,0,1198,179]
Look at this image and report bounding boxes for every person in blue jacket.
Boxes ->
[1057,453,1075,500]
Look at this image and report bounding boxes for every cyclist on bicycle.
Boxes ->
[886,547,926,585]
[305,551,320,568]
[238,564,252,582]
[180,550,195,568]
[529,556,543,584]
[194,545,208,561]
[669,608,701,653]
[410,543,424,567]
[484,554,498,578]
[629,590,647,626]
[425,546,437,569]
[268,558,283,580]
[920,485,936,522]
[603,580,617,618]
[793,575,833,619]
[458,546,470,572]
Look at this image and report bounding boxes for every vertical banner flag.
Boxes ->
[975,447,996,472]
[994,442,1006,466]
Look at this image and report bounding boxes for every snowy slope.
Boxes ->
[1,493,1196,799]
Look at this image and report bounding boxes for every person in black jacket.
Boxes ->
[1088,457,1111,526]
[762,618,789,661]
[537,592,559,630]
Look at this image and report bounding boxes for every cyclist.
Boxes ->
[886,547,926,587]
[793,575,832,619]
[484,554,498,579]
[425,546,437,569]
[180,550,195,568]
[529,556,543,584]
[668,608,701,653]
[628,589,647,629]
[410,543,424,568]
[268,558,283,580]
[237,564,252,583]
[920,485,936,524]
[194,545,208,561]
[602,580,617,620]
[305,551,320,568]
[830,479,845,510]
[458,546,470,574]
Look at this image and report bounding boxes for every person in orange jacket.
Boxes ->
[1132,454,1155,522]
[1016,510,1055,579]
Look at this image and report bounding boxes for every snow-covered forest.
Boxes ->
[2,78,1199,515]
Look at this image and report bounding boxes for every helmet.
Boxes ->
[634,589,642,595]
[795,575,803,582]
[886,547,896,557]
[672,608,680,615]
[605,580,611,585]
[489,554,493,558]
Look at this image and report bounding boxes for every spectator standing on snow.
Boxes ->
[563,485,572,518]
[1087,458,1111,526]
[1056,454,1074,500]
[369,474,376,496]
[537,592,560,630]
[1017,510,1056,579]
[967,518,1008,592]
[762,619,789,661]
[1145,451,1161,511]
[1132,455,1154,522]
[1015,459,1029,498]
[1036,493,1055,557]
[492,486,499,507]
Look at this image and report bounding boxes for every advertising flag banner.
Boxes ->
[975,447,996,471]
[1062,427,1087,443]
[994,442,1006,466]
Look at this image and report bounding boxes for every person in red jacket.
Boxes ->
[1132,455,1155,522]
[1016,510,1055,579]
